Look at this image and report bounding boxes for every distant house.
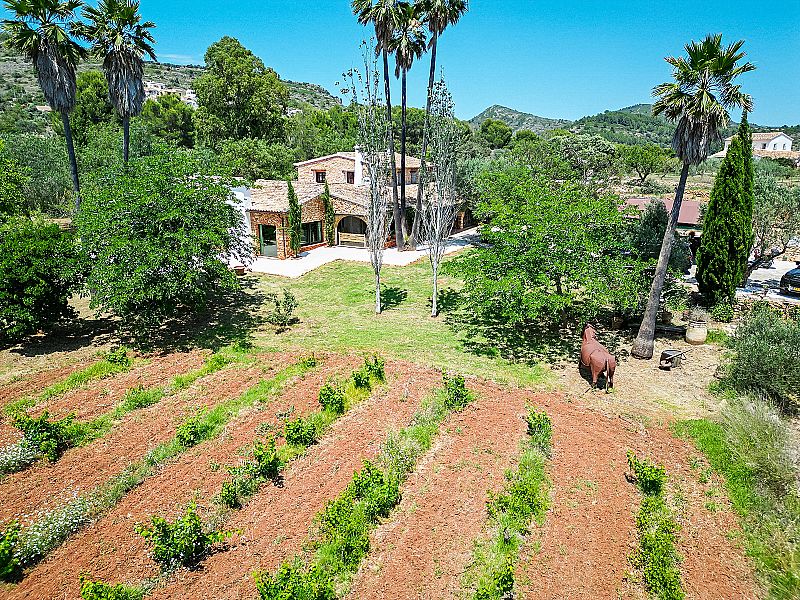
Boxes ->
[241,148,471,260]
[623,197,702,233]
[711,131,799,165]
[143,81,198,109]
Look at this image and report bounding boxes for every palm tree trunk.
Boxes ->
[123,116,130,163]
[400,69,409,246]
[383,50,404,251]
[412,32,438,250]
[61,111,81,212]
[631,161,691,359]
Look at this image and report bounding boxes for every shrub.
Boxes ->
[284,417,317,447]
[136,502,233,571]
[634,496,684,600]
[525,407,552,454]
[105,346,131,367]
[12,410,76,462]
[318,382,345,414]
[0,219,83,344]
[363,355,385,382]
[443,372,472,411]
[627,451,667,497]
[728,307,800,410]
[79,575,143,600]
[0,442,39,475]
[176,411,211,448]
[710,300,735,323]
[118,386,162,412]
[265,289,299,333]
[254,561,334,600]
[352,369,371,390]
[474,557,514,600]
[253,437,281,480]
[299,354,318,369]
[0,521,20,581]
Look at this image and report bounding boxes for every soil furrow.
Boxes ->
[346,381,531,600]
[0,357,99,410]
[149,362,442,600]
[0,357,284,524]
[6,354,360,600]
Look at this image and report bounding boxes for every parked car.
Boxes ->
[780,263,800,296]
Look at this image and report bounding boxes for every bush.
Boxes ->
[175,411,211,448]
[0,219,83,344]
[105,346,131,367]
[474,557,514,600]
[265,289,299,333]
[12,410,76,462]
[135,502,233,571]
[79,575,143,600]
[728,307,800,410]
[352,369,371,390]
[254,561,334,600]
[635,496,684,600]
[710,300,735,323]
[525,407,552,455]
[443,372,472,411]
[363,355,385,382]
[318,382,345,414]
[253,437,281,480]
[627,451,667,497]
[284,417,317,447]
[0,521,20,581]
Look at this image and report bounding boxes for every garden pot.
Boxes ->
[234,265,246,276]
[685,321,708,345]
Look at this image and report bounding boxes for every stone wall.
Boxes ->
[297,157,357,185]
[250,197,329,259]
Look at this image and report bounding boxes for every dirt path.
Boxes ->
[516,395,757,600]
[0,357,286,524]
[149,363,442,600]
[0,357,99,411]
[6,355,363,600]
[345,381,531,600]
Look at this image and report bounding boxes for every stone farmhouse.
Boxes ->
[712,131,800,165]
[238,149,471,260]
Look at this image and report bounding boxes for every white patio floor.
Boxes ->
[241,227,479,278]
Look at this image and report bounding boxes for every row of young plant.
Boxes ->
[0,353,318,584]
[0,344,252,477]
[67,356,388,599]
[464,406,553,599]
[252,372,474,599]
[626,451,684,600]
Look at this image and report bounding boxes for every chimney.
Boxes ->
[354,145,364,186]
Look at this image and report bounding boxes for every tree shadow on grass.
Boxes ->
[5,314,118,357]
[381,286,408,312]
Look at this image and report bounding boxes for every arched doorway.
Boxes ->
[337,216,368,247]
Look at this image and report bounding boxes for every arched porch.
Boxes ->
[336,215,368,248]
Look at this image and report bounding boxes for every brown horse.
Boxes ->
[579,324,616,391]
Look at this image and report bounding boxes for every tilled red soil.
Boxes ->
[516,394,757,600]
[0,357,287,524]
[5,354,368,600]
[0,357,99,411]
[149,363,442,600]
[346,380,532,600]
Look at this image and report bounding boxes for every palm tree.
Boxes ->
[352,0,405,249]
[389,1,426,245]
[411,0,467,246]
[75,0,155,163]
[631,34,754,359]
[2,0,86,211]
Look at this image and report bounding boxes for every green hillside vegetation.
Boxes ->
[468,104,572,134]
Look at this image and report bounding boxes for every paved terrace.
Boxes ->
[238,227,479,278]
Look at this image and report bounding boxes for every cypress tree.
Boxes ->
[696,132,745,304]
[287,181,302,257]
[734,112,755,285]
[322,182,335,246]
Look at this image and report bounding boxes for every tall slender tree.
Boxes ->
[2,0,86,211]
[352,0,405,249]
[631,34,754,359]
[411,0,467,246]
[287,180,302,257]
[735,112,754,286]
[389,1,426,245]
[75,0,156,163]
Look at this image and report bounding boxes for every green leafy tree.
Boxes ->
[0,140,27,219]
[215,138,295,181]
[0,219,82,344]
[193,36,288,148]
[549,132,618,186]
[75,0,156,163]
[389,1,426,246]
[352,0,404,249]
[621,143,669,184]
[696,117,754,304]
[74,148,251,333]
[139,93,195,148]
[78,119,156,173]
[287,180,301,257]
[630,199,690,273]
[632,34,755,359]
[479,118,512,149]
[412,0,468,245]
[288,104,358,160]
[2,0,88,211]
[58,70,115,146]
[322,181,335,246]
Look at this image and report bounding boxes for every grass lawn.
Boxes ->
[246,256,549,388]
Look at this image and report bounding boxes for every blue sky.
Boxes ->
[5,1,800,124]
